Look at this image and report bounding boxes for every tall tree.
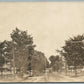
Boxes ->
[10,28,35,77]
[60,35,84,76]
[0,41,7,75]
[49,55,63,72]
[31,50,49,76]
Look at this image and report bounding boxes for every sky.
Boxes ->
[0,2,84,58]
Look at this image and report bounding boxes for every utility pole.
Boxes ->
[12,42,16,78]
[28,55,32,77]
[65,61,67,76]
[27,44,35,77]
[28,45,33,77]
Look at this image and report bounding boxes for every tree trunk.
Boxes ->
[1,71,3,76]
[74,66,77,76]
[65,65,68,76]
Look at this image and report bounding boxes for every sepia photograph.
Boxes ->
[0,1,84,82]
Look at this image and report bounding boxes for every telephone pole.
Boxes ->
[12,41,16,78]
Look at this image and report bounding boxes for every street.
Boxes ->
[0,71,84,82]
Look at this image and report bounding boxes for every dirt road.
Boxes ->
[31,72,84,82]
[0,72,84,82]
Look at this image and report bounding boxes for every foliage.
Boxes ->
[59,35,84,76]
[49,55,63,72]
[10,28,35,76]
[62,35,84,66]
[0,41,8,74]
[31,50,49,76]
[11,28,33,46]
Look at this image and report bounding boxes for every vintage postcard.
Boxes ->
[0,0,84,82]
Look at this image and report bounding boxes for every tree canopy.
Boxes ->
[10,28,35,77]
[49,55,63,72]
[59,35,84,76]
